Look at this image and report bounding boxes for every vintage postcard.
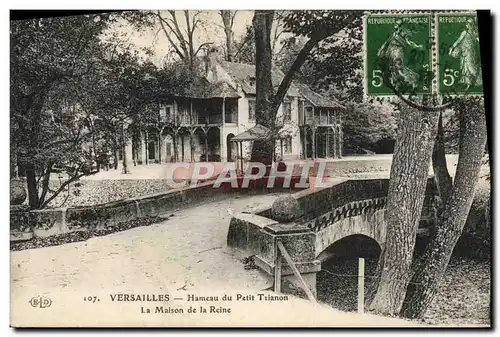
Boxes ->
[9,9,491,328]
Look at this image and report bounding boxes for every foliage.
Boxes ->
[11,14,115,208]
[281,10,363,98]
[10,13,157,209]
[274,36,313,80]
[251,10,363,160]
[277,11,389,155]
[233,24,256,64]
[341,101,398,154]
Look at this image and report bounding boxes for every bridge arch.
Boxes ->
[315,209,387,259]
[317,233,382,263]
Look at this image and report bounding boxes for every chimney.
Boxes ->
[205,47,219,81]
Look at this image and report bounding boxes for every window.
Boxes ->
[284,137,292,154]
[248,99,256,122]
[283,102,292,122]
[329,109,336,124]
[160,105,171,120]
[305,106,313,123]
[298,100,304,123]
[166,143,172,157]
[148,141,156,160]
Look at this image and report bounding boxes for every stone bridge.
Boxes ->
[227,178,437,296]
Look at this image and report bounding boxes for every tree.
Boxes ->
[369,96,441,315]
[431,111,453,202]
[232,25,256,64]
[219,10,237,61]
[231,11,289,65]
[296,17,364,102]
[10,13,155,208]
[250,10,363,161]
[400,98,487,319]
[126,10,212,69]
[252,10,276,162]
[341,101,398,154]
[10,14,115,209]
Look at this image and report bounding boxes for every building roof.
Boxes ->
[294,82,346,109]
[231,124,290,142]
[219,61,301,96]
[218,61,344,109]
[186,78,240,99]
[231,124,272,142]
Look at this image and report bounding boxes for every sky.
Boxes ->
[110,10,255,66]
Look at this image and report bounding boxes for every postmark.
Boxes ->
[364,13,432,97]
[436,13,483,95]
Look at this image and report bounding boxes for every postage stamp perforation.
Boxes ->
[431,12,438,94]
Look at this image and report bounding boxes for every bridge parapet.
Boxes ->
[227,177,438,298]
[304,197,388,233]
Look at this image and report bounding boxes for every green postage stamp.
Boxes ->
[364,11,483,97]
[364,14,432,96]
[437,13,483,95]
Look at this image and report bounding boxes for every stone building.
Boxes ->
[125,57,345,164]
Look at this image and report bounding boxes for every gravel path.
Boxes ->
[11,194,280,325]
[10,193,421,327]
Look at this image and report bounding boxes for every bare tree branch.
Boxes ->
[40,168,99,208]
[157,11,186,60]
[193,42,213,57]
[167,10,189,55]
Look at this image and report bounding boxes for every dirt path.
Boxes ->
[11,193,422,327]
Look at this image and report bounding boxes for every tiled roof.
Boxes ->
[294,82,345,109]
[185,77,240,99]
[231,124,290,142]
[219,61,300,96]
[231,124,272,142]
[219,61,344,109]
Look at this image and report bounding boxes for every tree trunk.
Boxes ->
[369,99,440,315]
[249,11,331,164]
[25,96,44,209]
[144,131,149,165]
[250,10,275,163]
[122,126,129,174]
[158,133,162,164]
[221,10,235,62]
[432,111,452,202]
[114,148,119,170]
[173,131,178,162]
[38,163,53,206]
[11,150,18,179]
[25,162,39,209]
[400,101,487,319]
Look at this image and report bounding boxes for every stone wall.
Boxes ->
[10,181,297,240]
[257,178,436,226]
[229,177,437,266]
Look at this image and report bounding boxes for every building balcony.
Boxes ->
[302,116,337,126]
[168,113,238,126]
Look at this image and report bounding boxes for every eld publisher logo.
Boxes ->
[29,296,52,308]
